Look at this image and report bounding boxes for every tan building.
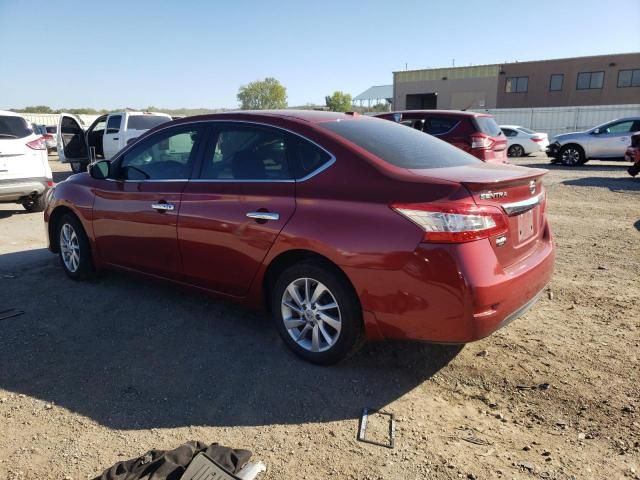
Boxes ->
[393,53,640,110]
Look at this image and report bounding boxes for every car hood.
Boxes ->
[553,131,589,143]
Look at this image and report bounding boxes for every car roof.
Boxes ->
[383,109,492,118]
[168,110,363,125]
[0,110,25,118]
[500,125,525,129]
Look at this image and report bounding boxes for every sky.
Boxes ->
[1,0,639,110]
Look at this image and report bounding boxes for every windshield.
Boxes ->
[127,115,171,130]
[0,115,31,139]
[320,118,480,169]
[474,116,502,137]
[517,127,536,135]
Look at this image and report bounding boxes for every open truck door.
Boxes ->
[57,113,88,173]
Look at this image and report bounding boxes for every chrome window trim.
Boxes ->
[501,193,543,216]
[107,119,337,184]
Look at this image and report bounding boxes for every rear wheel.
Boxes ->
[271,261,363,365]
[629,164,640,177]
[507,144,525,157]
[70,161,87,174]
[57,214,95,280]
[22,194,46,213]
[559,145,585,166]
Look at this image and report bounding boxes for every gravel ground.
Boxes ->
[0,154,638,480]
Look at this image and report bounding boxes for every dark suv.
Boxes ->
[376,110,508,163]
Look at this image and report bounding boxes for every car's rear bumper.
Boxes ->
[0,177,51,202]
[345,223,555,343]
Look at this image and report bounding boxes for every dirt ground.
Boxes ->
[0,154,638,480]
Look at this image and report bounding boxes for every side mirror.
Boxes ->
[89,160,110,180]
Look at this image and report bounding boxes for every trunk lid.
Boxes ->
[408,163,548,266]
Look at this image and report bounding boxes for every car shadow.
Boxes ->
[561,176,640,192]
[515,161,628,172]
[634,219,640,232]
[0,208,26,219]
[0,248,462,430]
[53,170,74,183]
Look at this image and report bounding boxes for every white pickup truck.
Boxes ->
[57,111,172,173]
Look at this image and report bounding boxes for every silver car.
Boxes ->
[546,117,640,166]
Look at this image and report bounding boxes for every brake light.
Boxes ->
[531,137,544,143]
[391,203,508,243]
[26,137,47,150]
[42,133,54,140]
[471,133,493,150]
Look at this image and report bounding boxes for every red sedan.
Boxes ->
[44,111,554,364]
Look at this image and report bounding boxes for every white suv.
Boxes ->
[0,111,53,212]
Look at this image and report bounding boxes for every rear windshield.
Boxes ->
[127,115,171,130]
[517,127,535,135]
[474,116,503,137]
[320,118,480,169]
[0,115,31,139]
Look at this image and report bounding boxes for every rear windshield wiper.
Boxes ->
[0,133,19,138]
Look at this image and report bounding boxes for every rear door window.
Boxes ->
[501,128,517,137]
[291,138,332,179]
[127,115,171,131]
[424,117,459,135]
[0,116,31,139]
[320,118,479,169]
[199,124,292,181]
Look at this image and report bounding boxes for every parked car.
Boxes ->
[546,117,640,166]
[44,111,554,364]
[500,125,549,157]
[375,110,508,163]
[57,111,172,173]
[626,132,640,177]
[45,125,57,153]
[0,111,52,212]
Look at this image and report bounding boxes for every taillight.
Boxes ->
[531,137,544,143]
[470,133,493,150]
[391,203,508,243]
[26,137,47,150]
[42,133,54,140]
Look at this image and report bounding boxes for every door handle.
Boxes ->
[113,137,119,140]
[151,203,175,211]
[246,211,279,221]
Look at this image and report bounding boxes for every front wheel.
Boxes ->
[271,261,363,365]
[559,145,585,166]
[57,214,95,280]
[70,162,87,174]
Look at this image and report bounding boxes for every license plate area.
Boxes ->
[517,208,535,242]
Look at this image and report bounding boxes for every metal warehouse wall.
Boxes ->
[473,104,640,138]
[20,113,100,126]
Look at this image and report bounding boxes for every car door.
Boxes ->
[102,114,123,159]
[592,120,636,158]
[57,113,88,163]
[92,123,204,277]
[178,122,296,297]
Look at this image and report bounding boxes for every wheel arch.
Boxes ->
[48,205,86,253]
[262,249,361,315]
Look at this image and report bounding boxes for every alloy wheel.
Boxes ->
[60,223,81,273]
[281,277,342,353]
[561,147,580,165]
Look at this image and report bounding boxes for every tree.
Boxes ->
[325,91,352,112]
[237,77,287,110]
[21,105,54,113]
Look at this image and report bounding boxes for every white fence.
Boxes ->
[19,113,100,127]
[473,104,640,138]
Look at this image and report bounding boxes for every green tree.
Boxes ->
[237,77,287,110]
[21,105,54,113]
[325,91,352,112]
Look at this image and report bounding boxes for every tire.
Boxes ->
[507,144,525,158]
[22,194,46,213]
[56,214,95,280]
[271,261,363,365]
[629,164,640,177]
[559,144,585,166]
[70,161,87,174]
